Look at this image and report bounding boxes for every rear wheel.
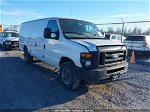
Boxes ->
[59,62,80,90]
[24,47,33,64]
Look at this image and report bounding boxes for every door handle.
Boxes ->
[43,45,45,49]
[35,43,37,47]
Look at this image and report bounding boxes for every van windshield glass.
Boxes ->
[125,36,145,41]
[59,19,105,39]
[4,32,19,37]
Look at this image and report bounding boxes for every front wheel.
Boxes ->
[59,62,80,90]
[24,48,33,64]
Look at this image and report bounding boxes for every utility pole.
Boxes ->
[121,18,125,42]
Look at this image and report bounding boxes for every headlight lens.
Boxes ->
[85,60,91,66]
[80,52,93,68]
[80,51,98,69]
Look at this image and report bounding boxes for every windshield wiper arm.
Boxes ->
[64,32,83,35]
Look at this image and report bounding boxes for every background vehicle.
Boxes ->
[0,31,19,51]
[19,17,128,90]
[105,33,126,43]
[123,35,150,57]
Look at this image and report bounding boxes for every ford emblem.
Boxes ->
[112,54,119,60]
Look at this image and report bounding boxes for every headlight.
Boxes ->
[80,51,98,69]
[5,41,11,45]
[80,52,93,68]
[85,60,91,66]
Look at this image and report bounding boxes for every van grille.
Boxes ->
[98,46,126,67]
[10,41,19,46]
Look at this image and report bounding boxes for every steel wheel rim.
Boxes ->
[62,68,71,84]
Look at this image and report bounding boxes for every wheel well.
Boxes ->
[59,57,74,66]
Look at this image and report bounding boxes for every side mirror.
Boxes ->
[44,28,51,38]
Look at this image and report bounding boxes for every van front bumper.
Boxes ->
[77,62,128,83]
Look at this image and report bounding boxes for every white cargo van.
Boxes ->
[19,18,128,89]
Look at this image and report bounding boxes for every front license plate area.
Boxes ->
[112,73,121,79]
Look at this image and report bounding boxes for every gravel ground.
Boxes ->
[0,48,150,111]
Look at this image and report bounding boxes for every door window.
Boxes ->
[47,20,59,39]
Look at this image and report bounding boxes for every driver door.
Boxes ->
[43,20,60,68]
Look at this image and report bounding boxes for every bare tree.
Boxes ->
[116,28,122,34]
[107,27,114,33]
[144,28,150,35]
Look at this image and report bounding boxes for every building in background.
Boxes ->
[1,25,20,32]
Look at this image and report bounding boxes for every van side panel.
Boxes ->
[19,19,49,60]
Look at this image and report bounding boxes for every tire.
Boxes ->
[59,62,80,90]
[143,51,150,58]
[24,47,33,64]
[146,52,150,58]
[3,43,9,51]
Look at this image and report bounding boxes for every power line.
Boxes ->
[95,21,150,25]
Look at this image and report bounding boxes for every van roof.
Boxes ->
[22,17,90,24]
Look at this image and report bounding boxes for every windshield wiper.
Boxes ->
[64,32,84,35]
[64,32,92,39]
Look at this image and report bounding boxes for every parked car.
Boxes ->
[0,31,19,50]
[105,33,126,42]
[123,35,150,56]
[19,17,128,90]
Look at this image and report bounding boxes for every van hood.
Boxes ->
[5,37,19,41]
[71,39,124,51]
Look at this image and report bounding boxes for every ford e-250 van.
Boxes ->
[19,17,128,89]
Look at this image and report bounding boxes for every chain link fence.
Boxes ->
[96,20,150,37]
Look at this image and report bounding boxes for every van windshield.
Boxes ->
[59,19,105,39]
[125,36,145,41]
[4,32,19,37]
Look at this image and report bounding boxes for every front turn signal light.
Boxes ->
[80,53,93,58]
